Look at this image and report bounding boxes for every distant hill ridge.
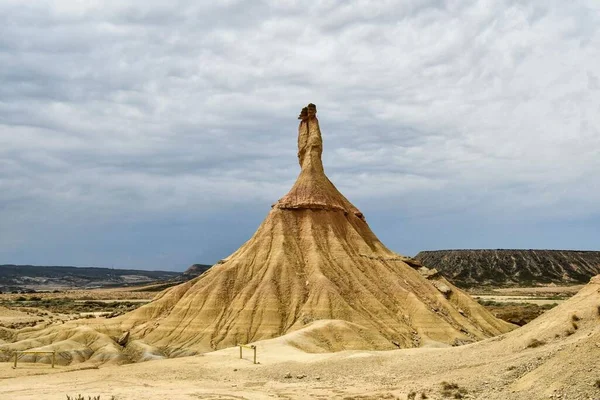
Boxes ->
[0,264,181,291]
[414,249,600,287]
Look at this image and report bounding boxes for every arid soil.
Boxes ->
[1,276,599,400]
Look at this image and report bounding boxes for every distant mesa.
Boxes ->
[0,104,514,365]
[415,249,600,288]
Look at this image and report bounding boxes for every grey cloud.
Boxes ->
[0,0,599,268]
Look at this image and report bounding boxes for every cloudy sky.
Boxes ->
[1,0,598,271]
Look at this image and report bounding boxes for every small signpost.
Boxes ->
[238,344,257,364]
[12,350,56,369]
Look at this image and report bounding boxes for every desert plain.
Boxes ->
[1,276,599,400]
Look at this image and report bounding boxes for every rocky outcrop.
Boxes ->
[275,103,364,219]
[181,264,211,278]
[414,249,600,287]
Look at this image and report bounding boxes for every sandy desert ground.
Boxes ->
[1,277,599,400]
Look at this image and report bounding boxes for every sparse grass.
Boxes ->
[65,396,109,400]
[538,295,570,300]
[526,338,546,348]
[1,297,141,315]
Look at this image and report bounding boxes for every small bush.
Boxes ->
[594,379,600,389]
[441,382,459,391]
[420,393,428,399]
[526,338,546,348]
[597,305,600,317]
[565,329,575,336]
[571,314,580,322]
[571,321,579,330]
[440,382,466,398]
[407,391,416,400]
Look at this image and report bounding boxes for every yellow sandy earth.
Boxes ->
[0,276,599,399]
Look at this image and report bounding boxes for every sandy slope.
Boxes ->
[1,276,599,400]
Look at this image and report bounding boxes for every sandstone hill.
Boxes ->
[414,249,600,288]
[0,104,514,365]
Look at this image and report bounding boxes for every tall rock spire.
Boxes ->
[276,103,364,219]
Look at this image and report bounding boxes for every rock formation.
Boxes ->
[181,264,212,278]
[0,104,514,364]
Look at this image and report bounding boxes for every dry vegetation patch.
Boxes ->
[440,382,468,398]
[526,338,546,348]
[477,300,558,326]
